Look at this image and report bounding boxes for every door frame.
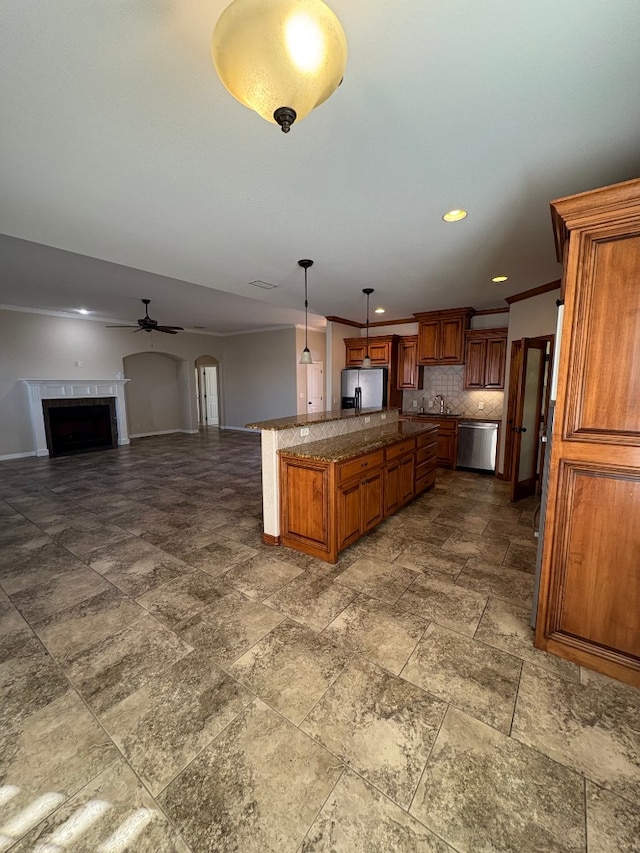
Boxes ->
[507,335,554,501]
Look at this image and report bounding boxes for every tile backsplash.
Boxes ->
[403,366,504,419]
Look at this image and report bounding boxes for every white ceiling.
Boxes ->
[1,0,639,334]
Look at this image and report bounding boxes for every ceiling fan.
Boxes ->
[106,299,184,335]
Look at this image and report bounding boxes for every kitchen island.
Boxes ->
[247,408,398,546]
[278,420,438,563]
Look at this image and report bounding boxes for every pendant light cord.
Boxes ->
[365,291,369,357]
[304,266,309,351]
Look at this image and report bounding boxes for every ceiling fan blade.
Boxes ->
[131,327,145,333]
[159,325,184,330]
[155,326,179,334]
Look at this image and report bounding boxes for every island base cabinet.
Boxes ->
[279,429,437,563]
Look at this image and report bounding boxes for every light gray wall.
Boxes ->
[123,352,183,435]
[220,327,298,428]
[498,290,560,474]
[0,308,282,457]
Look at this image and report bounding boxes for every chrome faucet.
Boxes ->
[434,394,446,414]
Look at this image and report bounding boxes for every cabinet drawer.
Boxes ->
[416,469,437,493]
[338,450,384,484]
[416,430,438,449]
[435,419,458,433]
[416,457,436,478]
[385,438,415,461]
[417,443,438,465]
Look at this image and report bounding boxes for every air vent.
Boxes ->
[249,280,278,290]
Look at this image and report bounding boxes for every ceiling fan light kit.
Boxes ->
[212,0,347,133]
[106,299,184,335]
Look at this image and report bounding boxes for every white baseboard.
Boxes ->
[129,429,199,439]
[0,450,37,461]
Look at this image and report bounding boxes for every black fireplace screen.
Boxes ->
[42,397,118,456]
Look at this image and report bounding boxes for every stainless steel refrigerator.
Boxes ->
[341,368,387,409]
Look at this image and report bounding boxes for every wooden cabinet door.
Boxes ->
[417,320,440,364]
[485,337,507,388]
[361,468,384,531]
[367,341,391,365]
[337,478,362,549]
[397,336,420,389]
[384,461,401,515]
[464,339,487,388]
[399,454,415,503]
[436,426,457,467]
[439,317,465,363]
[345,341,367,366]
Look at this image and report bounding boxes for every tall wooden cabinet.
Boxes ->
[534,178,640,687]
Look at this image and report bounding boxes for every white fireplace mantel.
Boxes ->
[22,379,131,457]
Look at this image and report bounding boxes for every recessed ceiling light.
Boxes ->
[442,209,467,222]
[76,308,90,314]
[492,275,509,283]
[374,308,385,314]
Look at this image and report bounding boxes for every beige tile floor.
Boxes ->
[1,430,639,852]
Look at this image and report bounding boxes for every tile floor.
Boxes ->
[1,430,639,853]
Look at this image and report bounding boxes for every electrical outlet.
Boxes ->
[300,427,310,436]
[299,392,304,398]
[75,360,84,368]
[364,416,370,423]
[478,401,484,410]
[381,413,386,420]
[412,400,418,408]
[333,397,338,405]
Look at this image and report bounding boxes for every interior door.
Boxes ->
[203,366,219,425]
[306,363,324,413]
[510,338,547,501]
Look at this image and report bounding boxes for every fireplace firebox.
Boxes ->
[42,397,118,457]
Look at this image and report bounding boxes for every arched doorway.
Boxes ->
[195,355,220,427]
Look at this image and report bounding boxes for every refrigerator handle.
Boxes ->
[355,387,362,409]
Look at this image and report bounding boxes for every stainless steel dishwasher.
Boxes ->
[456,420,499,472]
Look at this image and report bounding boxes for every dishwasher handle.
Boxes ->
[458,421,499,429]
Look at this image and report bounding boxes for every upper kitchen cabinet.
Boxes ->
[396,335,424,390]
[464,328,508,389]
[534,178,640,688]
[414,308,474,365]
[344,334,399,367]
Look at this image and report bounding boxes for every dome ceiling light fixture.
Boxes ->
[299,259,314,365]
[212,0,348,133]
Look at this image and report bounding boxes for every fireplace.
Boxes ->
[42,398,118,457]
[22,379,130,457]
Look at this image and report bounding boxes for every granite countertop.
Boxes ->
[246,407,396,431]
[278,421,437,463]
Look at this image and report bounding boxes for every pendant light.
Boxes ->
[299,259,313,364]
[362,287,374,368]
[211,0,347,133]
